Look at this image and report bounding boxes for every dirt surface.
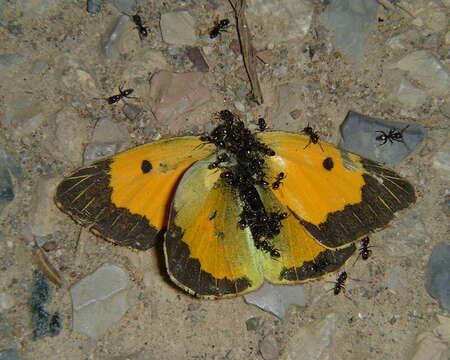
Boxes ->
[0,0,449,359]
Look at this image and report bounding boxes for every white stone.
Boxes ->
[70,264,131,340]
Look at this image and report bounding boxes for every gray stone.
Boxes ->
[0,313,13,338]
[31,60,47,73]
[388,50,449,97]
[0,349,22,360]
[22,0,56,14]
[392,76,427,108]
[432,144,450,176]
[339,111,425,167]
[244,282,306,319]
[84,143,119,164]
[0,155,14,215]
[160,11,197,46]
[54,107,91,164]
[0,54,27,72]
[245,317,262,331]
[425,242,450,311]
[246,0,314,48]
[113,0,136,14]
[87,0,103,14]
[321,0,378,63]
[0,293,14,310]
[259,335,280,360]
[60,68,98,95]
[92,118,130,144]
[30,177,62,236]
[102,15,132,63]
[70,264,131,339]
[282,314,337,360]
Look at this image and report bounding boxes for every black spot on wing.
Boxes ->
[141,160,152,174]
[323,157,334,171]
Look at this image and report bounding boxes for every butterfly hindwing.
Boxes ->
[258,132,416,249]
[164,156,264,299]
[55,137,215,250]
[255,186,356,283]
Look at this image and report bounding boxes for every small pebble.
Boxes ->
[259,335,280,360]
[0,349,22,360]
[245,317,262,331]
[87,0,103,14]
[425,242,450,311]
[186,47,209,72]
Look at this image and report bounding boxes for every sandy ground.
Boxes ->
[0,0,449,359]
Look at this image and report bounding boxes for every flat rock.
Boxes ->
[54,107,91,164]
[387,50,449,97]
[282,313,337,360]
[339,111,425,167]
[246,0,313,48]
[91,118,130,144]
[321,0,378,63]
[0,153,14,215]
[160,11,197,46]
[259,335,280,360]
[0,349,22,360]
[149,71,211,134]
[30,177,62,236]
[0,54,27,72]
[244,282,306,319]
[425,242,450,311]
[70,264,131,339]
[102,15,132,63]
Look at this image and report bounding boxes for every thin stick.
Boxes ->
[229,0,264,104]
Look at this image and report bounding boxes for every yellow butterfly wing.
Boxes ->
[164,156,264,299]
[55,137,215,250]
[258,132,416,249]
[256,185,356,283]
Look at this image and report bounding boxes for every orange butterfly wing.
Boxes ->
[258,132,416,249]
[55,137,215,250]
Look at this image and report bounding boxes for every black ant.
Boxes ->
[208,153,230,170]
[209,19,230,39]
[257,117,267,131]
[331,271,347,295]
[272,172,286,190]
[106,85,134,104]
[376,125,409,146]
[131,14,149,40]
[302,124,324,151]
[353,237,374,265]
[255,239,280,259]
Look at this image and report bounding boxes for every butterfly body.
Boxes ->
[56,111,416,298]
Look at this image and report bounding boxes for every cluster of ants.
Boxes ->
[102,7,408,295]
[202,111,377,296]
[201,110,287,258]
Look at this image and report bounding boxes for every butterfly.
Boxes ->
[55,111,416,299]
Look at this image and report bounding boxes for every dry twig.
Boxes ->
[229,0,264,104]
